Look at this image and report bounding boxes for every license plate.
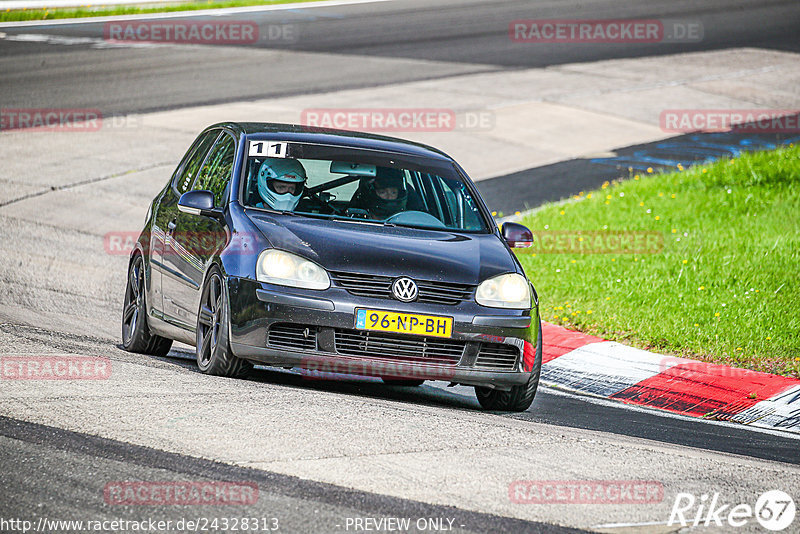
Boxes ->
[355,309,453,338]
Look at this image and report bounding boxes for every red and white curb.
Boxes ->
[540,322,800,434]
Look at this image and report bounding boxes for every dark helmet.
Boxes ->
[364,167,408,218]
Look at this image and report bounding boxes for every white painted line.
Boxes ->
[0,0,393,28]
[3,0,185,9]
[0,31,160,47]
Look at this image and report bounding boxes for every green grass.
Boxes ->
[516,144,800,378]
[0,0,312,22]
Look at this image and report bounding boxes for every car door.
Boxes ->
[153,129,221,329]
[150,129,220,320]
[161,131,236,330]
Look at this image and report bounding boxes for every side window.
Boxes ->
[436,176,482,230]
[193,134,236,207]
[174,130,220,195]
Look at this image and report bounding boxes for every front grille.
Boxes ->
[267,323,317,351]
[474,343,520,371]
[416,280,474,305]
[330,271,474,305]
[333,329,465,365]
[330,271,391,299]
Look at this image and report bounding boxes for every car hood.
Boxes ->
[246,212,518,285]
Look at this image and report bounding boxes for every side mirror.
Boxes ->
[178,190,223,219]
[502,222,533,248]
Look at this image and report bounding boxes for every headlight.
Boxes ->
[256,250,330,290]
[475,273,531,309]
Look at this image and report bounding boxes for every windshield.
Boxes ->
[241,140,489,232]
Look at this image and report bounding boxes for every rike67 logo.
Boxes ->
[669,490,796,531]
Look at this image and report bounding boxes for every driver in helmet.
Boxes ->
[256,158,307,211]
[358,167,408,219]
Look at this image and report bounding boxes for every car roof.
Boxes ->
[209,122,454,162]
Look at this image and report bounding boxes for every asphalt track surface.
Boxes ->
[1,0,800,115]
[478,128,800,214]
[2,0,800,532]
[0,416,583,534]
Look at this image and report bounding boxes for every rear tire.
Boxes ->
[474,320,542,412]
[196,267,252,379]
[121,254,173,357]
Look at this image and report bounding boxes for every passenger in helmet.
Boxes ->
[358,167,408,219]
[256,158,307,211]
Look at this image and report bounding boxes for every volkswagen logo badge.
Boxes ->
[392,277,418,302]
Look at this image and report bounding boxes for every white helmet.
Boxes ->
[257,158,307,211]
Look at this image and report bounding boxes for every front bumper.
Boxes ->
[227,277,539,390]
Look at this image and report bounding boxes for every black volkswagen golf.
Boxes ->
[122,122,542,411]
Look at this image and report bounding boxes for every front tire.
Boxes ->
[474,320,542,412]
[196,267,252,378]
[121,254,173,357]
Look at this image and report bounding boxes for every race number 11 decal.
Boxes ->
[249,141,289,158]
